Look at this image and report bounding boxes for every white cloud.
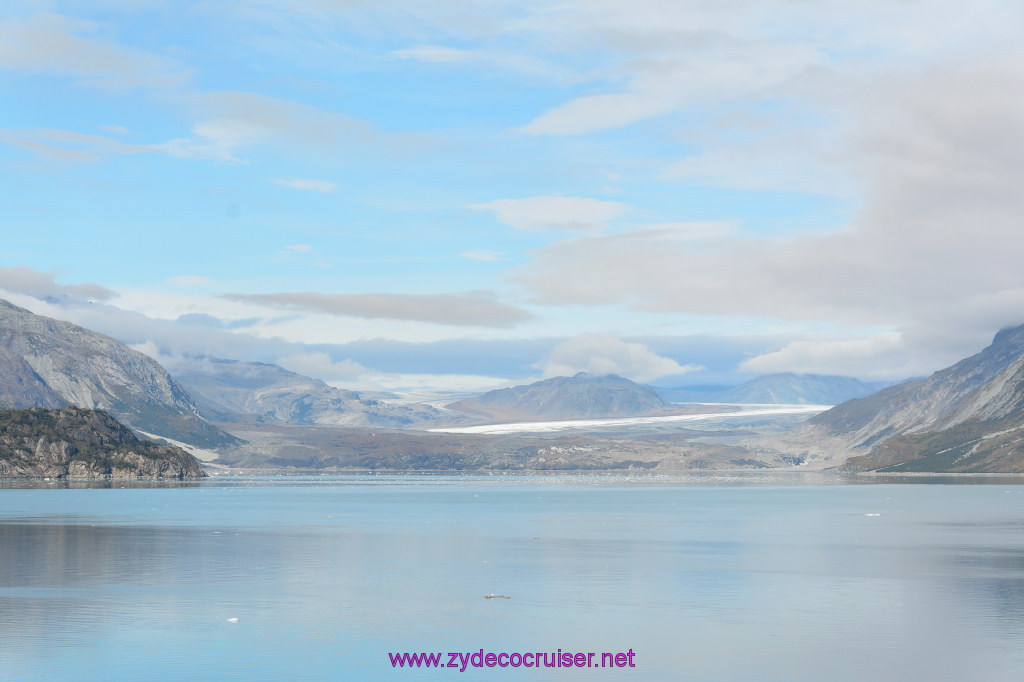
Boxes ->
[515,0,1024,137]
[280,244,313,255]
[522,92,677,136]
[473,196,628,232]
[661,128,852,197]
[275,352,517,393]
[536,333,702,383]
[739,333,912,380]
[276,352,370,382]
[127,340,164,361]
[389,43,577,82]
[156,118,263,163]
[271,177,337,193]
[514,52,1024,376]
[152,90,416,164]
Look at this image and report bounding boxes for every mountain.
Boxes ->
[0,300,235,448]
[170,356,450,428]
[655,374,884,405]
[447,373,668,422]
[717,373,885,405]
[0,406,206,479]
[765,325,1024,472]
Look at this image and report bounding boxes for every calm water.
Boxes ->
[2,473,1024,681]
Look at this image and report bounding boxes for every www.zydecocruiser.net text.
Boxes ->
[389,649,636,671]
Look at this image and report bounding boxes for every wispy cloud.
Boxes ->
[459,250,505,262]
[222,291,534,328]
[0,12,189,89]
[0,127,154,162]
[473,196,628,232]
[271,177,337,193]
[391,45,474,63]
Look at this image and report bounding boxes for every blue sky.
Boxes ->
[4,1,1024,392]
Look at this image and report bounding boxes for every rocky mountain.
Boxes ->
[0,406,206,479]
[0,300,234,448]
[170,356,450,428]
[763,324,1024,472]
[447,373,668,422]
[655,374,884,405]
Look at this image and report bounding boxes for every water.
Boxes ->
[2,473,1024,681]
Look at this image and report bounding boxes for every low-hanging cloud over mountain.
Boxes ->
[536,333,702,383]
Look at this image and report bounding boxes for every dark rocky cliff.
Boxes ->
[0,406,206,479]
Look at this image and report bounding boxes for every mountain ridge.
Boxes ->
[761,324,1024,471]
[654,373,886,405]
[0,299,236,448]
[170,356,452,428]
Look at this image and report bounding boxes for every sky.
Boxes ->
[3,0,1024,393]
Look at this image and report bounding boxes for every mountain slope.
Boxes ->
[0,300,234,447]
[764,324,1024,471]
[447,373,668,422]
[171,356,449,428]
[0,406,206,479]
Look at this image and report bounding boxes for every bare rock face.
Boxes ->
[0,406,206,479]
[0,299,234,448]
[763,324,1024,471]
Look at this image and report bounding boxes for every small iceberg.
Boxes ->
[226,617,239,623]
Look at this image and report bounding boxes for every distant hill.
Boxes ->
[447,373,667,421]
[171,357,450,428]
[718,373,885,404]
[766,324,1024,472]
[0,300,235,448]
[0,406,206,479]
[655,373,885,405]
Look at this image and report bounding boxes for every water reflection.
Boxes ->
[0,480,1022,681]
